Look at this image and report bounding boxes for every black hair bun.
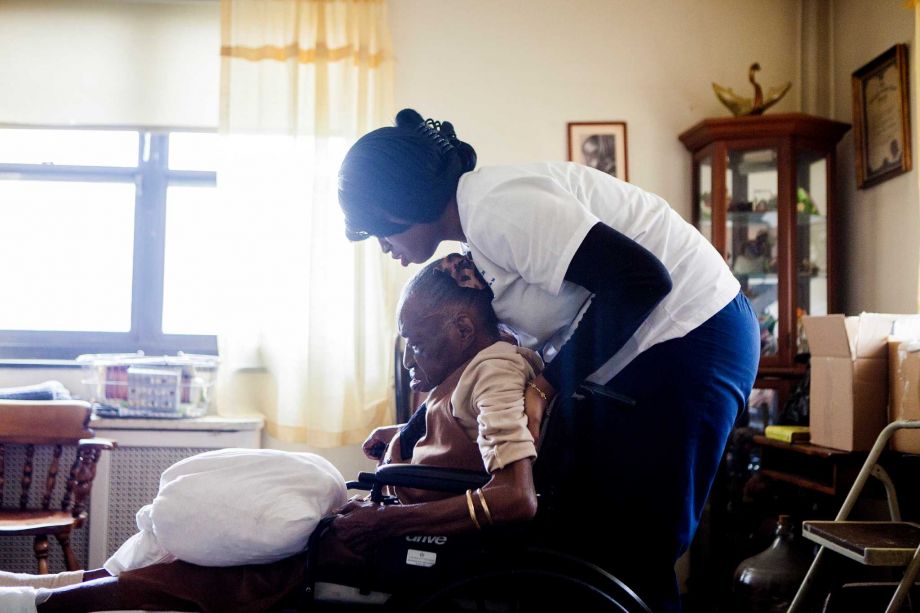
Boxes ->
[438,120,477,172]
[457,142,477,172]
[393,108,477,172]
[395,108,424,128]
[439,121,457,139]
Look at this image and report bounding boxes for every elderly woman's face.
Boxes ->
[398,297,464,392]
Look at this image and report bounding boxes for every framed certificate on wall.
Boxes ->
[852,44,912,189]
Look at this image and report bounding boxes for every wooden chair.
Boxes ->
[0,399,115,573]
[789,420,920,612]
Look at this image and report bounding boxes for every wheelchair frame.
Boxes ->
[285,462,651,613]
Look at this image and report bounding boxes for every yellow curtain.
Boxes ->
[213,0,398,447]
[219,0,393,136]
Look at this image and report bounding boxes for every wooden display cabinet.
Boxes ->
[679,115,850,612]
[679,114,850,407]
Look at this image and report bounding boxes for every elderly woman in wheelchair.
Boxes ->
[2,255,649,613]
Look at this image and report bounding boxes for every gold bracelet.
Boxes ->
[527,381,547,401]
[475,488,493,525]
[465,489,482,530]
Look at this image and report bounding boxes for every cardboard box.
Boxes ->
[889,340,920,453]
[803,314,896,451]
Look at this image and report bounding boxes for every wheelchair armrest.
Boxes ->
[347,464,490,495]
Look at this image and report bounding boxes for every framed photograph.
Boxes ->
[567,121,628,181]
[852,44,912,189]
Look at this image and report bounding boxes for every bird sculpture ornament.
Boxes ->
[712,63,792,116]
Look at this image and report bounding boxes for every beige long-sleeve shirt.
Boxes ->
[403,341,543,475]
[451,341,543,472]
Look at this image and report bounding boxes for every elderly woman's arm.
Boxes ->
[329,458,536,553]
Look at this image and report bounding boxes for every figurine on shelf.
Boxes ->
[752,190,775,212]
[700,191,712,218]
[759,312,778,356]
[796,187,819,215]
[734,230,771,275]
[729,200,754,212]
[713,63,792,117]
[746,388,776,433]
[795,307,809,355]
[798,259,821,277]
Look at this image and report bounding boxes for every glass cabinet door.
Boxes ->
[794,149,829,354]
[725,147,780,358]
[696,155,713,242]
[681,113,849,377]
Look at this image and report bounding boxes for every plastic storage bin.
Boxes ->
[77,352,219,418]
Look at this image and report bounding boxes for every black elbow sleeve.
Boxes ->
[543,222,672,397]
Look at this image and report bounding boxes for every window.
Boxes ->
[0,128,219,359]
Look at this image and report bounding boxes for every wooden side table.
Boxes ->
[752,435,865,497]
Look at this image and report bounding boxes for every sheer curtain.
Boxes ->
[213,0,397,447]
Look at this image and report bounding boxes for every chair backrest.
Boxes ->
[0,400,111,518]
[531,385,635,518]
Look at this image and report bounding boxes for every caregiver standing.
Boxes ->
[337,108,759,612]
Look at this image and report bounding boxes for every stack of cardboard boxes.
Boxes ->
[890,339,920,453]
[802,313,920,452]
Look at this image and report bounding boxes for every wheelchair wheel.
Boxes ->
[393,548,651,613]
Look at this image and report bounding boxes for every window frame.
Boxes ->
[0,128,218,360]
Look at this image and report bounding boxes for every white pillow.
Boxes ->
[106,448,346,571]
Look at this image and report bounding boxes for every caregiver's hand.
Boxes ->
[524,374,555,444]
[362,425,400,460]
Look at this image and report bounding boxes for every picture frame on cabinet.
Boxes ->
[852,44,912,189]
[567,121,629,181]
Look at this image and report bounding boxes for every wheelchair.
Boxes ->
[281,384,653,613]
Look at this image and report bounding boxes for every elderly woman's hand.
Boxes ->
[331,499,390,553]
[361,425,399,461]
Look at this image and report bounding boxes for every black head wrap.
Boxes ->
[400,254,498,338]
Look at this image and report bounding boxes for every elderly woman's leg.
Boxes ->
[38,553,313,613]
[37,577,127,613]
[120,555,310,613]
[0,570,84,589]
[1,569,117,613]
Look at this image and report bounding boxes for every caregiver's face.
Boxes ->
[398,297,463,392]
[377,221,441,268]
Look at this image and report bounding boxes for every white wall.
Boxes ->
[831,0,919,313]
[388,0,800,220]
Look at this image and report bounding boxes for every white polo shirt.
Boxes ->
[456,162,740,383]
